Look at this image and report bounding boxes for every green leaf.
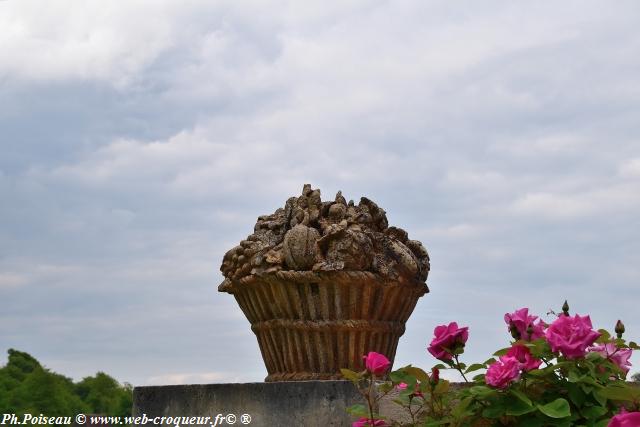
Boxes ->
[399,389,414,400]
[519,418,544,427]
[593,389,607,406]
[598,385,640,402]
[505,396,536,416]
[567,369,581,383]
[567,384,585,406]
[527,338,551,357]
[378,382,393,393]
[472,373,486,382]
[433,379,450,394]
[493,347,511,356]
[340,368,361,382]
[580,384,594,394]
[465,363,486,374]
[451,397,473,417]
[595,329,611,343]
[510,388,532,406]
[468,385,494,398]
[482,402,506,419]
[537,398,571,419]
[389,369,415,386]
[346,404,369,417]
[424,420,452,426]
[403,366,429,383]
[585,351,604,362]
[580,405,607,418]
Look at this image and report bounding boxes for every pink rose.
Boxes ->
[427,322,469,361]
[505,344,542,371]
[486,357,521,389]
[395,382,408,390]
[590,342,633,374]
[504,308,546,341]
[363,352,391,376]
[608,409,640,426]
[545,314,600,359]
[352,418,387,427]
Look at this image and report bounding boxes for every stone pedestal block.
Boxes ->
[133,381,365,427]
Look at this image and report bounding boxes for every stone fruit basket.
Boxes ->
[218,185,430,381]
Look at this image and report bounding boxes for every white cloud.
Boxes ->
[510,181,639,221]
[417,223,488,240]
[146,371,253,385]
[619,158,640,177]
[0,1,185,86]
[0,273,28,289]
[511,192,594,219]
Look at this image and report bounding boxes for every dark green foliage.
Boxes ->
[0,349,132,417]
[9,366,88,415]
[76,372,133,417]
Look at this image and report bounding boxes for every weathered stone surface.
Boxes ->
[220,184,430,284]
[133,381,365,427]
[321,229,373,271]
[134,381,487,427]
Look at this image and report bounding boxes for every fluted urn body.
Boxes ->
[219,271,427,381]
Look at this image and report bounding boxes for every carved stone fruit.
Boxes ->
[282,224,320,270]
[324,229,373,270]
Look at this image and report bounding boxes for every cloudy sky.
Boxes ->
[1,1,639,386]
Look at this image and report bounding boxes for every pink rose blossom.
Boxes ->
[395,382,408,391]
[590,342,633,374]
[352,418,387,427]
[486,357,521,389]
[505,344,542,371]
[363,352,391,376]
[608,409,640,427]
[427,322,469,361]
[504,308,546,341]
[545,314,600,359]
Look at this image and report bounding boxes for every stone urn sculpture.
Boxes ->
[219,185,430,381]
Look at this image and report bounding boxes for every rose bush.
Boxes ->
[343,301,640,426]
